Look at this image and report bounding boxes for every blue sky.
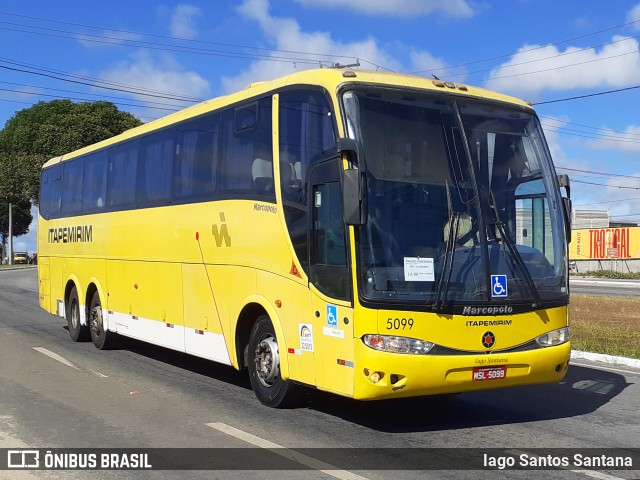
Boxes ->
[2,0,640,254]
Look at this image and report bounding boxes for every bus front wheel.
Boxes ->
[67,287,89,342]
[88,290,115,350]
[247,315,298,408]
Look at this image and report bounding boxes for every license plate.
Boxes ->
[472,365,507,381]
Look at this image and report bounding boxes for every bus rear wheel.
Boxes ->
[67,287,89,342]
[247,315,298,408]
[88,290,115,349]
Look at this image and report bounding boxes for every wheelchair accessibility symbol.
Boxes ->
[491,275,508,298]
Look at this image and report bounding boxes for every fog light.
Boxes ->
[369,372,382,383]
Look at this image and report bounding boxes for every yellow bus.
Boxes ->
[38,68,572,407]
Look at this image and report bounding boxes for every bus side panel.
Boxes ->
[105,259,185,351]
[182,263,231,365]
[310,287,355,397]
[49,256,64,317]
[256,270,316,387]
[37,257,51,313]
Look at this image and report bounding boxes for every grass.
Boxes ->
[570,295,640,359]
[571,270,640,280]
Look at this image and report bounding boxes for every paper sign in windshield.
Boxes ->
[404,257,435,282]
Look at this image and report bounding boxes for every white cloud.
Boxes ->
[410,50,452,78]
[170,4,202,39]
[485,36,640,99]
[100,51,210,114]
[627,3,640,29]
[294,0,474,18]
[222,0,454,92]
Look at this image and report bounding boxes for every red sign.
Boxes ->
[588,228,631,259]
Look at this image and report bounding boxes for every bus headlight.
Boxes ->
[535,327,570,347]
[363,335,435,354]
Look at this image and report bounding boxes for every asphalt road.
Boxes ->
[570,277,640,297]
[1,268,639,479]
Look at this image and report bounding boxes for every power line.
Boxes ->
[0,87,180,112]
[0,56,204,102]
[542,123,640,143]
[410,16,640,75]
[0,24,327,66]
[540,115,640,138]
[0,80,190,109]
[0,11,360,62]
[556,167,640,179]
[0,59,203,103]
[572,179,640,190]
[533,84,640,106]
[575,196,640,207]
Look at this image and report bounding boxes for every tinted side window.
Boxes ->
[40,164,63,219]
[108,141,138,207]
[82,150,108,213]
[138,130,174,205]
[279,89,337,274]
[60,158,84,216]
[219,97,274,200]
[175,114,219,200]
[279,89,336,205]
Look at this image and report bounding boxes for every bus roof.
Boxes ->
[42,68,533,168]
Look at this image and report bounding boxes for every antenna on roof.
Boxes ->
[331,59,361,69]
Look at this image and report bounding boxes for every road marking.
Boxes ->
[507,450,626,480]
[89,369,108,378]
[570,361,640,377]
[206,422,368,480]
[570,470,627,480]
[33,347,80,371]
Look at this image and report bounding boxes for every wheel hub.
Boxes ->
[90,306,103,336]
[254,336,280,387]
[70,302,79,329]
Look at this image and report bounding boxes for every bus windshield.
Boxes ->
[342,88,568,311]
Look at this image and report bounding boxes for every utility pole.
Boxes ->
[8,202,12,265]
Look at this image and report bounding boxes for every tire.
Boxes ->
[247,315,298,408]
[66,287,89,342]
[88,290,115,349]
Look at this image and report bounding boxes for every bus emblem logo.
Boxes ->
[482,331,496,348]
[212,212,231,247]
[491,275,507,298]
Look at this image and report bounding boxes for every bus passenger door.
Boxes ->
[308,158,355,397]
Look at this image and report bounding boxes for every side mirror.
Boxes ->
[563,197,572,243]
[557,174,570,199]
[337,137,365,168]
[342,168,366,225]
[337,138,367,226]
[557,174,571,243]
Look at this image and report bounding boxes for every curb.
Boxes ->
[571,350,640,370]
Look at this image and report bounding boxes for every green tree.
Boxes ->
[0,99,142,203]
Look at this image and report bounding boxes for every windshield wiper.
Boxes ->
[489,191,542,308]
[433,181,458,311]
